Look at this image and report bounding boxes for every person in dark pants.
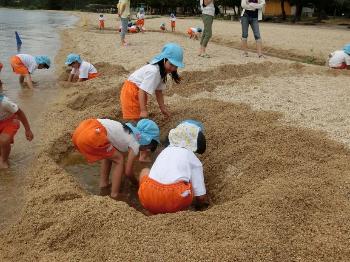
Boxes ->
[240,0,266,58]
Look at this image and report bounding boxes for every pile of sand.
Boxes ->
[1,12,350,261]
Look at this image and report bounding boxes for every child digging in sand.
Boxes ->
[0,95,33,169]
[72,118,160,200]
[160,22,166,32]
[328,43,350,70]
[138,120,210,214]
[10,54,50,89]
[187,27,202,40]
[120,42,184,122]
[65,54,99,82]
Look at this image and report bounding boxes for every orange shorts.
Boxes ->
[88,73,99,80]
[171,21,175,28]
[187,29,193,36]
[72,119,116,163]
[0,62,3,71]
[138,176,193,214]
[332,63,347,69]
[120,80,147,120]
[0,115,20,144]
[136,19,144,27]
[10,56,29,75]
[99,21,105,28]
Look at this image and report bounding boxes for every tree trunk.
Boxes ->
[281,0,286,20]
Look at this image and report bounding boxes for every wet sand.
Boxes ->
[1,13,350,261]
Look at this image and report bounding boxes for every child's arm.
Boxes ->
[138,89,148,118]
[155,90,170,118]
[15,109,33,141]
[124,148,138,185]
[68,74,74,82]
[25,74,34,89]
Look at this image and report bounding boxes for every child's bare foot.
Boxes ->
[110,192,128,202]
[0,160,9,169]
[99,183,112,196]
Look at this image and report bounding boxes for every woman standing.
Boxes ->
[117,0,130,47]
[240,0,266,57]
[198,0,215,58]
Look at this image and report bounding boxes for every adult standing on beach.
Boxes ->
[117,0,130,47]
[198,0,215,58]
[240,0,266,58]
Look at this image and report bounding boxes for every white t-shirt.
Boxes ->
[329,50,350,68]
[170,17,176,22]
[71,61,97,79]
[190,27,200,33]
[0,96,19,121]
[137,13,145,19]
[17,54,38,74]
[97,119,140,155]
[99,16,105,21]
[128,64,166,95]
[200,0,215,16]
[149,146,206,197]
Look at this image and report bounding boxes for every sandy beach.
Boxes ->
[1,12,350,261]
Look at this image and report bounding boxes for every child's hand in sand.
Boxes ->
[160,106,171,119]
[140,110,149,118]
[25,129,34,141]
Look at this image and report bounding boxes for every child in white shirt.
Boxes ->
[170,13,176,32]
[65,54,99,82]
[99,14,105,30]
[328,44,350,70]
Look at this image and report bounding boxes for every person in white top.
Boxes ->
[98,14,105,30]
[170,13,176,32]
[72,118,160,200]
[120,43,184,121]
[240,0,266,58]
[10,54,51,89]
[65,53,99,82]
[138,120,209,214]
[328,43,350,70]
[198,0,215,58]
[0,95,33,169]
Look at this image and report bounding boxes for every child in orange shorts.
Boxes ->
[170,13,176,32]
[65,54,99,82]
[160,22,166,32]
[99,14,105,30]
[72,118,160,200]
[120,43,184,122]
[136,9,145,32]
[10,54,50,89]
[138,120,209,214]
[187,27,202,40]
[0,95,34,169]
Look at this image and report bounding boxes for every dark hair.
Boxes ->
[156,59,181,84]
[122,123,133,133]
[163,130,206,154]
[43,64,50,69]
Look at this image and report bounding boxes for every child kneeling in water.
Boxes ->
[328,43,350,70]
[72,118,160,200]
[65,54,99,82]
[138,120,209,214]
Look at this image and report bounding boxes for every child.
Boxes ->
[0,62,3,87]
[187,27,202,40]
[328,43,350,70]
[170,13,176,32]
[10,54,50,89]
[120,42,184,121]
[0,95,34,169]
[160,22,166,32]
[65,54,99,82]
[72,118,160,200]
[99,14,105,30]
[138,120,209,214]
[136,8,145,32]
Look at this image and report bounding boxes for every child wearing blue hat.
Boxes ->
[138,120,209,214]
[328,43,350,70]
[72,118,160,200]
[10,54,50,89]
[120,43,184,121]
[65,54,99,82]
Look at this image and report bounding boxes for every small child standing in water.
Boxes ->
[0,95,33,169]
[72,118,160,200]
[138,120,209,214]
[99,14,105,30]
[65,54,99,82]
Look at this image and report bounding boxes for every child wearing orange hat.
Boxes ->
[0,95,33,169]
[72,118,160,200]
[138,120,209,214]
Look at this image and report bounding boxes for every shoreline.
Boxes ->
[0,10,350,261]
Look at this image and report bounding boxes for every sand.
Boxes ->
[1,13,350,261]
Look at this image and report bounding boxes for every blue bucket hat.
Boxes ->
[65,53,82,65]
[343,43,350,55]
[150,43,184,68]
[181,119,204,133]
[35,56,51,68]
[126,119,160,146]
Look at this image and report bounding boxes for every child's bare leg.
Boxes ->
[0,134,12,169]
[139,168,150,185]
[100,159,112,187]
[19,75,25,84]
[110,152,124,199]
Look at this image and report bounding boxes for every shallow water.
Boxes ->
[0,8,78,230]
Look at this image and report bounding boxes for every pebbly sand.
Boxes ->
[1,13,350,261]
